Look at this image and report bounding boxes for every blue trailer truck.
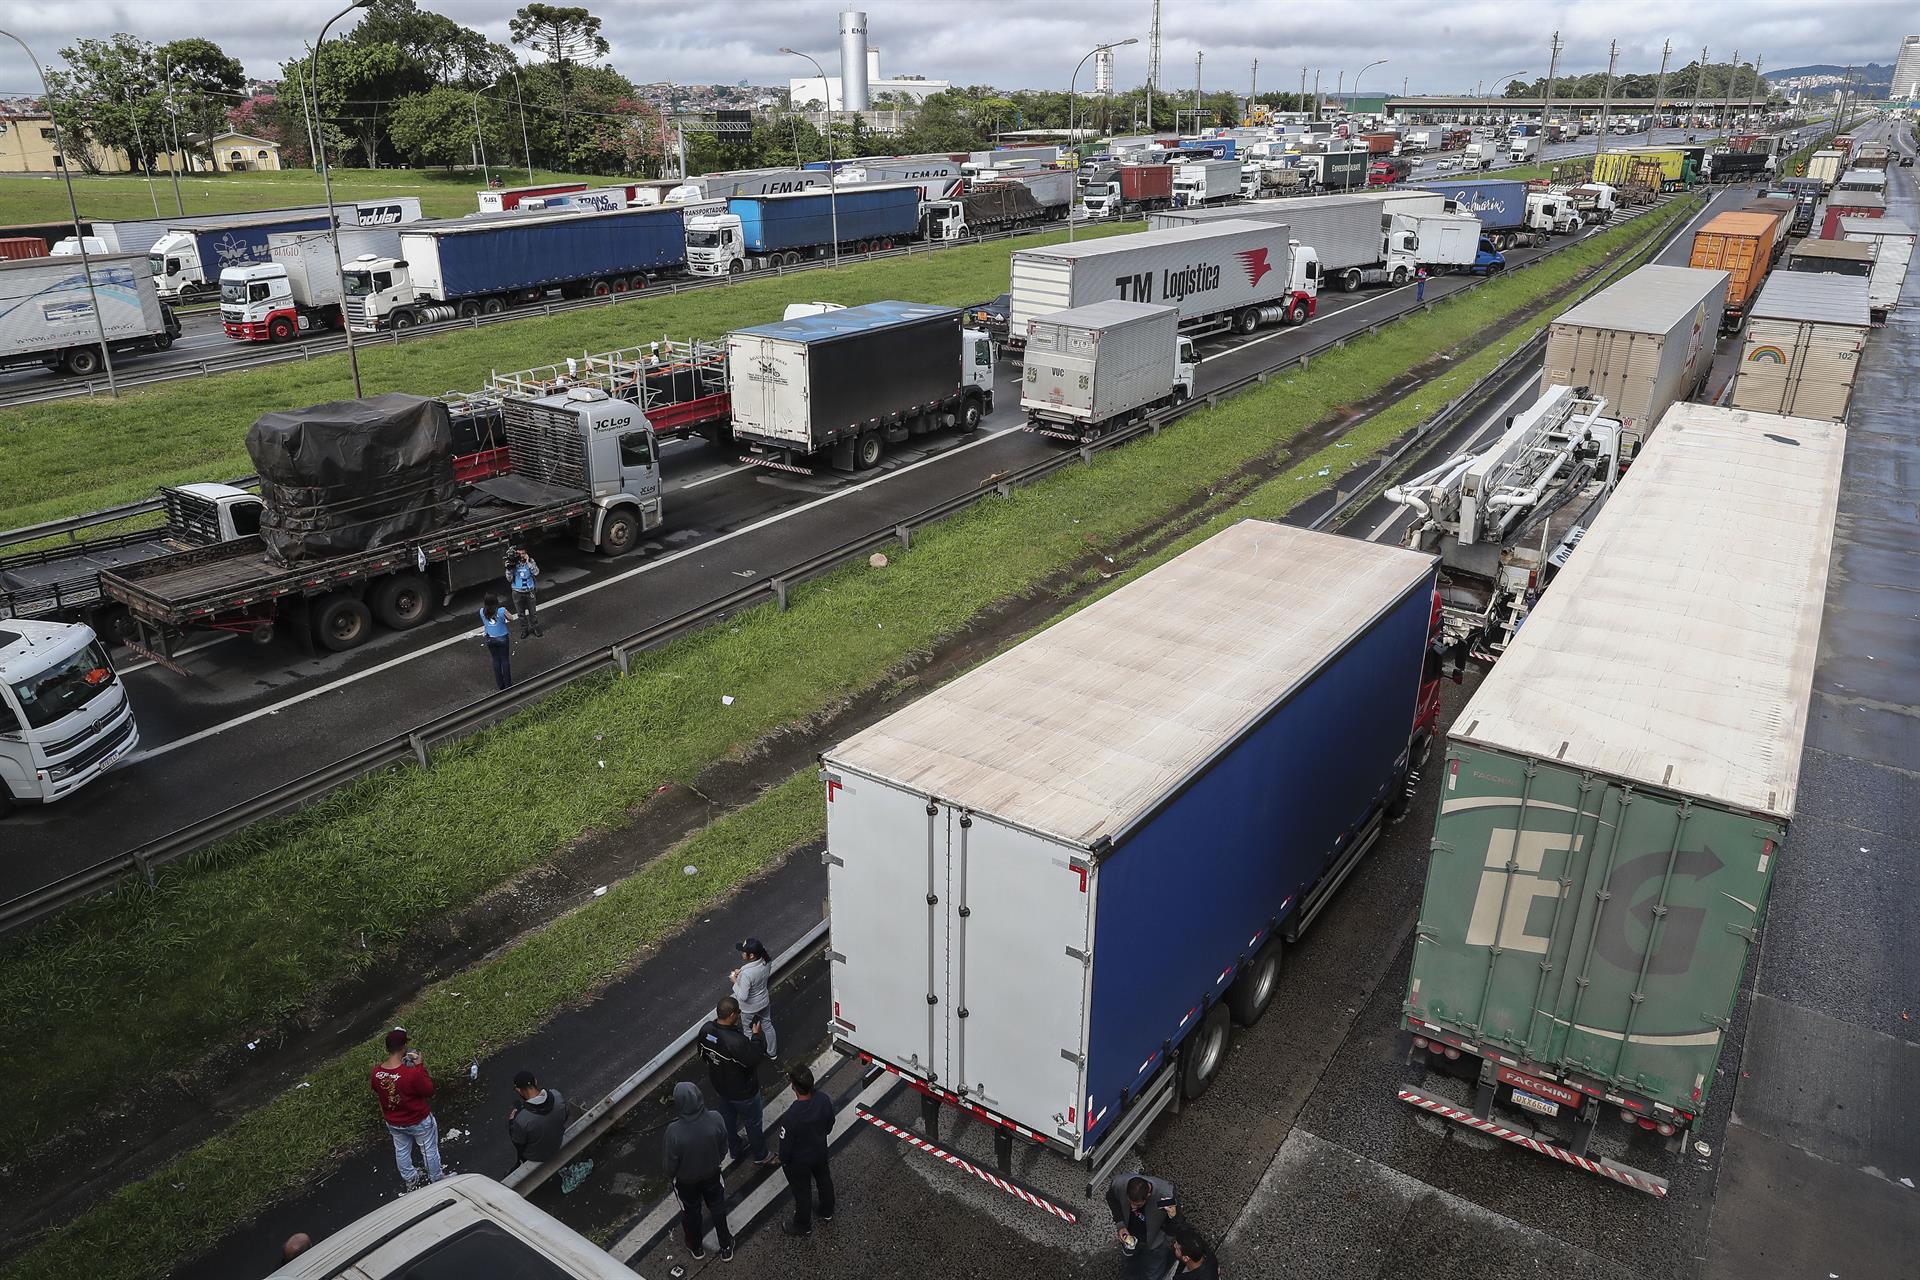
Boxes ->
[821,519,1449,1184]
[148,213,335,302]
[684,183,924,276]
[343,205,688,332]
[1406,178,1544,250]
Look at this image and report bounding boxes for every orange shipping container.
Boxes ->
[0,235,47,260]
[1689,211,1780,330]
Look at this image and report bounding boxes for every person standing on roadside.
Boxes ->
[1415,265,1429,303]
[370,1027,444,1190]
[664,1081,736,1262]
[506,547,543,638]
[479,594,514,690]
[730,937,776,1059]
[1106,1172,1180,1280]
[699,996,775,1166]
[1171,1227,1222,1278]
[778,1063,838,1237]
[506,1070,568,1168]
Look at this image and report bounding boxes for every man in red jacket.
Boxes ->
[370,1027,444,1190]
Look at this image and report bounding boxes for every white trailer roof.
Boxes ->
[826,520,1435,848]
[1551,265,1730,336]
[1749,272,1871,326]
[1017,219,1276,259]
[1454,404,1843,820]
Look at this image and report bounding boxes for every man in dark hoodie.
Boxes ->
[777,1063,838,1237]
[664,1081,735,1261]
[506,1070,568,1168]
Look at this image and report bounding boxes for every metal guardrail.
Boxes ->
[0,194,1696,938]
[0,218,1080,410]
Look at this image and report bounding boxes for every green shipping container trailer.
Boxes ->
[1398,403,1844,1198]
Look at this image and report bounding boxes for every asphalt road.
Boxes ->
[8,215,1632,902]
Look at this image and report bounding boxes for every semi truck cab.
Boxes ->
[342,256,459,332]
[147,230,208,301]
[1525,192,1584,234]
[501,386,665,544]
[0,620,139,816]
[220,263,338,341]
[684,212,757,275]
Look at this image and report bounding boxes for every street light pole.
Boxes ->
[1352,59,1386,115]
[510,67,534,182]
[470,93,490,186]
[1067,38,1138,242]
[313,0,372,400]
[4,29,118,395]
[124,86,160,216]
[780,49,840,265]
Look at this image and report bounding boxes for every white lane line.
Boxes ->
[130,417,1034,760]
[1363,374,1540,544]
[675,462,757,492]
[1207,286,1416,361]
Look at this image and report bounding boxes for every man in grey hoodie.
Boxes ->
[664,1081,735,1261]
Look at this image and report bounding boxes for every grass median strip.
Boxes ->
[0,200,1687,1277]
[0,222,1131,533]
[1,768,824,1280]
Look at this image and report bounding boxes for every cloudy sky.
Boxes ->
[0,0,1908,99]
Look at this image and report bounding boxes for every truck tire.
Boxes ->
[958,398,983,431]
[391,311,417,331]
[728,260,744,277]
[153,330,175,350]
[1226,940,1284,1026]
[63,345,103,376]
[267,315,295,342]
[457,299,483,319]
[597,508,641,556]
[370,573,432,630]
[854,432,884,470]
[481,297,506,315]
[588,279,611,297]
[312,594,372,652]
[1342,268,1363,293]
[1180,1003,1232,1101]
[782,251,802,267]
[1392,267,1409,287]
[1286,298,1309,326]
[1235,306,1260,335]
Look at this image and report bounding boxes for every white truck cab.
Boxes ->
[684,211,751,275]
[1525,192,1584,234]
[219,262,335,342]
[0,619,139,816]
[146,229,208,301]
[342,255,450,332]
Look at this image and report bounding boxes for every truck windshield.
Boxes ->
[342,270,372,297]
[10,640,116,730]
[148,254,164,277]
[686,230,723,249]
[220,281,249,304]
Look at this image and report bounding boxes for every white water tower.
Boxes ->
[839,11,871,111]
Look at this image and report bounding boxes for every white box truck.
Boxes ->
[1007,219,1321,350]
[1730,272,1871,422]
[0,252,179,376]
[1393,210,1484,268]
[1839,215,1914,318]
[1172,159,1241,207]
[1152,195,1420,293]
[1507,134,1544,164]
[1020,300,1198,441]
[219,227,405,341]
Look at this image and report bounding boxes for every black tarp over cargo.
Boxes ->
[246,393,466,565]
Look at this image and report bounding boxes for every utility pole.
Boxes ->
[1748,55,1764,126]
[1249,58,1257,123]
[1693,47,1708,129]
[1194,51,1203,127]
[1146,0,1161,130]
[1595,40,1619,164]
[1650,40,1671,137]
[1721,49,1740,129]
[1313,70,1320,122]
[1544,30,1562,127]
[1299,66,1307,115]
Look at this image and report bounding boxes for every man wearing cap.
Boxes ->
[507,1070,568,1168]
[370,1028,444,1190]
[730,937,776,1059]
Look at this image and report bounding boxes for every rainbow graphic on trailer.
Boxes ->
[1747,345,1790,365]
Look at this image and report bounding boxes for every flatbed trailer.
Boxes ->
[486,339,733,444]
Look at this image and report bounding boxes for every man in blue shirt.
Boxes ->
[507,548,544,639]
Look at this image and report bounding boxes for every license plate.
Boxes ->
[1510,1088,1560,1118]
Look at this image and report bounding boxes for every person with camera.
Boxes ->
[506,547,543,639]
[370,1027,445,1190]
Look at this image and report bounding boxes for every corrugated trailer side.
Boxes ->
[825,521,1438,1171]
[1731,274,1871,422]
[1400,404,1844,1196]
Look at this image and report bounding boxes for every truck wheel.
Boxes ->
[1342,269,1362,293]
[1233,306,1258,335]
[268,315,295,342]
[370,573,432,630]
[153,330,175,350]
[782,251,802,267]
[391,311,417,331]
[1180,1004,1232,1101]
[1226,940,1284,1027]
[959,399,983,431]
[728,260,744,277]
[1286,299,1309,325]
[249,621,275,646]
[588,279,611,297]
[481,296,505,315]
[854,432,884,470]
[62,345,103,376]
[1392,267,1409,287]
[312,594,372,652]
[597,508,641,556]
[457,299,483,319]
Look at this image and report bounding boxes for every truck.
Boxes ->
[1369,157,1414,185]
[1687,210,1782,330]
[919,183,1053,241]
[1080,165,1175,219]
[1703,150,1770,182]
[147,212,335,302]
[1398,403,1843,1199]
[1853,141,1892,170]
[344,205,689,332]
[1011,219,1320,348]
[220,227,404,341]
[1152,197,1417,293]
[1819,189,1885,240]
[1730,273,1871,422]
[1389,385,1624,655]
[1407,179,1550,249]
[1172,158,1241,207]
[669,167,831,202]
[1567,183,1620,218]
[1019,300,1198,442]
[1839,216,1915,319]
[683,184,923,276]
[0,618,140,817]
[1540,264,1730,451]
[477,181,589,213]
[1394,210,1485,269]
[1805,149,1844,188]
[822,519,1447,1183]
[1833,168,1887,197]
[1290,151,1369,192]
[987,168,1074,213]
[838,158,965,201]
[1507,134,1544,164]
[0,252,180,376]
[726,301,994,473]
[99,391,662,662]
[1591,149,1694,190]
[1464,139,1501,171]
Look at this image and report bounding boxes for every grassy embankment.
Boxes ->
[0,166,608,225]
[0,222,1132,533]
[0,196,1697,1280]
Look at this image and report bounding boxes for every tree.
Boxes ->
[511,58,634,173]
[510,4,609,157]
[286,38,430,167]
[389,86,509,169]
[44,33,239,174]
[353,0,506,88]
[157,37,245,163]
